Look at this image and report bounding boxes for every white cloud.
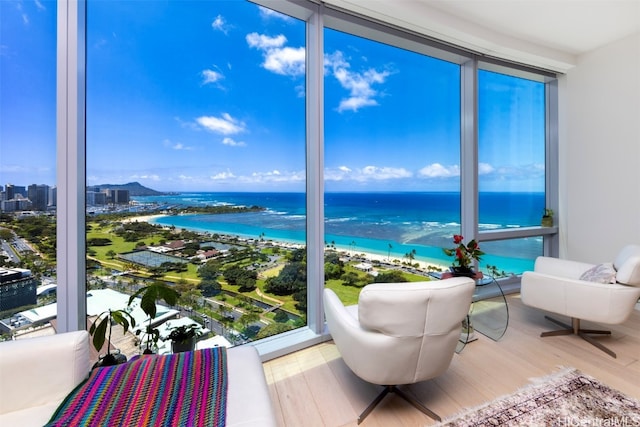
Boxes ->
[222,137,246,147]
[359,166,411,180]
[35,0,45,11]
[211,15,229,34]
[211,170,236,180]
[163,138,193,151]
[172,143,191,151]
[246,33,286,49]
[210,169,304,185]
[479,162,495,175]
[325,165,411,182]
[131,174,161,182]
[246,33,305,77]
[202,69,224,85]
[418,163,460,178]
[196,113,246,135]
[325,51,391,113]
[258,6,294,22]
[263,46,305,76]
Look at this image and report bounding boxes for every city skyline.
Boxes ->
[2,0,545,193]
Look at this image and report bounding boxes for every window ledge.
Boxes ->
[250,326,332,362]
[479,226,558,242]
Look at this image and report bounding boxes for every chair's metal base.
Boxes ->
[541,316,616,358]
[357,385,441,424]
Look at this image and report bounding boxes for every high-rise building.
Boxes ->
[5,184,15,200]
[108,189,130,205]
[27,184,50,211]
[86,190,108,206]
[48,186,57,208]
[1,199,33,212]
[0,268,37,312]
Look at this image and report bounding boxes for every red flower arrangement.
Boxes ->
[443,234,484,271]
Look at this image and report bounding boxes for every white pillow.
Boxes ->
[579,263,617,284]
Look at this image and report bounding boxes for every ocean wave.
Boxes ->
[326,217,356,223]
[284,215,306,220]
[479,223,502,230]
[422,221,442,227]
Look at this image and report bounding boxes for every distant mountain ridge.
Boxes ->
[93,182,164,196]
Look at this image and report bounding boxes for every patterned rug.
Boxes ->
[437,368,640,426]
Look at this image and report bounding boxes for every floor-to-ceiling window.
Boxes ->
[322,24,462,304]
[85,0,307,357]
[476,68,549,275]
[474,63,558,279]
[0,0,57,339]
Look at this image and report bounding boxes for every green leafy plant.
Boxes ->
[89,308,136,366]
[542,208,554,227]
[128,282,180,353]
[165,323,202,344]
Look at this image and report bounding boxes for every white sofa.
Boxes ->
[0,330,277,427]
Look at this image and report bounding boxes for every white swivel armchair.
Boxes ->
[323,277,475,424]
[521,244,640,358]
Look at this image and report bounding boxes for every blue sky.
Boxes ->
[1,0,545,193]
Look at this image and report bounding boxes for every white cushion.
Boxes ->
[226,346,277,427]
[614,245,640,286]
[579,263,616,284]
[0,331,90,427]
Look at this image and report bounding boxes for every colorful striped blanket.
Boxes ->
[46,347,227,427]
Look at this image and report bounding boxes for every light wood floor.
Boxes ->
[262,294,640,427]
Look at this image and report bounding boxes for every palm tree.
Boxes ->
[387,243,393,261]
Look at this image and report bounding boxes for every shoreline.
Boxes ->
[130,213,449,274]
[122,214,166,223]
[339,249,448,273]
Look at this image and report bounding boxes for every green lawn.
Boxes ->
[87,220,432,318]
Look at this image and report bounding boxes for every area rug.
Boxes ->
[436,367,640,426]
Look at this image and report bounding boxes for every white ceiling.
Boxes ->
[424,0,640,56]
[324,0,640,72]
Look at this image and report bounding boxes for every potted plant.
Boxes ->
[89,308,136,367]
[541,208,554,227]
[128,282,180,354]
[166,323,202,353]
[443,234,484,277]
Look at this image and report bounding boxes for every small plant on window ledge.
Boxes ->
[541,208,554,227]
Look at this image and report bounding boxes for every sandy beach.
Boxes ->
[122,214,166,223]
[341,249,447,272]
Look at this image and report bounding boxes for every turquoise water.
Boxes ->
[135,192,544,274]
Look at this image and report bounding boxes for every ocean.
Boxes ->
[133,192,545,274]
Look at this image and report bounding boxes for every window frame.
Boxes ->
[56,0,558,359]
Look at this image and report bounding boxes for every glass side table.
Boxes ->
[436,272,509,353]
[470,274,509,340]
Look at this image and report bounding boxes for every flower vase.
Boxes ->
[172,336,196,354]
[450,266,476,278]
